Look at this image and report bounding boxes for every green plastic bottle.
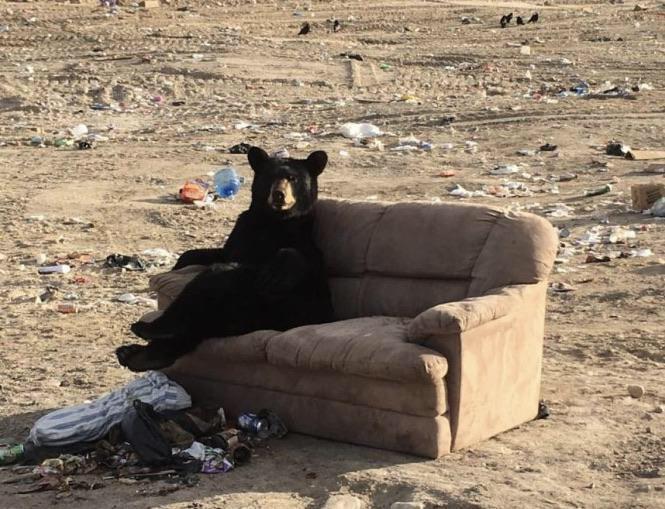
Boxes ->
[0,444,25,466]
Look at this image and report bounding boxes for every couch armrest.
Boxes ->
[407,284,530,342]
[150,265,207,310]
[416,282,548,451]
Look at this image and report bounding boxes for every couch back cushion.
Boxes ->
[313,199,557,320]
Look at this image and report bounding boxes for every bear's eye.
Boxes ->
[287,175,298,183]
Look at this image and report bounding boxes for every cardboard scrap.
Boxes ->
[626,150,665,161]
[631,183,665,211]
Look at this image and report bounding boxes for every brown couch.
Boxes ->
[149,199,558,458]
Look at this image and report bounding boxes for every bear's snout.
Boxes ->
[269,178,296,211]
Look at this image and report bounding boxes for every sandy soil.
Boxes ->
[0,0,664,507]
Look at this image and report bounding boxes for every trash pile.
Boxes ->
[29,124,109,151]
[339,123,435,153]
[552,224,654,274]
[178,167,245,207]
[0,372,286,497]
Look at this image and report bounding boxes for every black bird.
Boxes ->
[333,19,341,32]
[506,12,513,23]
[516,16,524,26]
[528,12,539,23]
[500,15,508,28]
[298,22,311,35]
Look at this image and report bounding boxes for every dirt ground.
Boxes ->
[0,0,664,507]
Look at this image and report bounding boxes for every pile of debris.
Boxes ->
[0,372,287,498]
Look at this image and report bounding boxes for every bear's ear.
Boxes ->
[305,150,328,176]
[248,147,271,173]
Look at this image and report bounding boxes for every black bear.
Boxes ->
[116,147,334,372]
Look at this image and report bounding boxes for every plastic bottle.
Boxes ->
[0,444,25,466]
[214,167,242,199]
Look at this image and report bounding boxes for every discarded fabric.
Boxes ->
[29,371,191,447]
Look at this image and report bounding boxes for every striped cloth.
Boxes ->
[29,371,192,447]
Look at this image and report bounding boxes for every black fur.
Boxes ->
[116,147,333,372]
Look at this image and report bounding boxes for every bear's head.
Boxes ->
[247,147,328,218]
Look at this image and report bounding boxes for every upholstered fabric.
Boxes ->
[312,199,557,320]
[329,276,470,321]
[468,210,558,295]
[166,361,447,417]
[407,284,532,341]
[164,372,453,458]
[265,317,448,384]
[153,199,557,458]
[150,264,206,308]
[422,282,547,450]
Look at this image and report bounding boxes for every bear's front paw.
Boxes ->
[116,344,144,368]
[131,320,178,342]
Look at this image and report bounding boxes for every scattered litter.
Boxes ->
[399,94,421,104]
[0,444,24,466]
[29,372,191,447]
[449,184,487,198]
[340,123,383,140]
[464,141,478,153]
[142,248,176,267]
[436,170,457,178]
[540,143,557,152]
[606,141,631,157]
[116,293,154,305]
[550,282,575,293]
[490,164,520,175]
[69,124,88,139]
[544,203,574,218]
[30,136,45,147]
[607,227,637,244]
[391,135,433,152]
[549,173,577,183]
[233,121,258,130]
[586,254,611,264]
[105,254,147,272]
[626,150,665,161]
[583,184,612,197]
[647,197,665,217]
[179,179,209,204]
[520,45,531,56]
[460,16,482,24]
[38,265,71,275]
[38,287,57,303]
[57,303,78,314]
[629,248,653,258]
[517,149,536,156]
[355,138,384,151]
[568,81,590,96]
[214,167,243,199]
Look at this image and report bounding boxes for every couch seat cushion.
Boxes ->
[266,317,448,384]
